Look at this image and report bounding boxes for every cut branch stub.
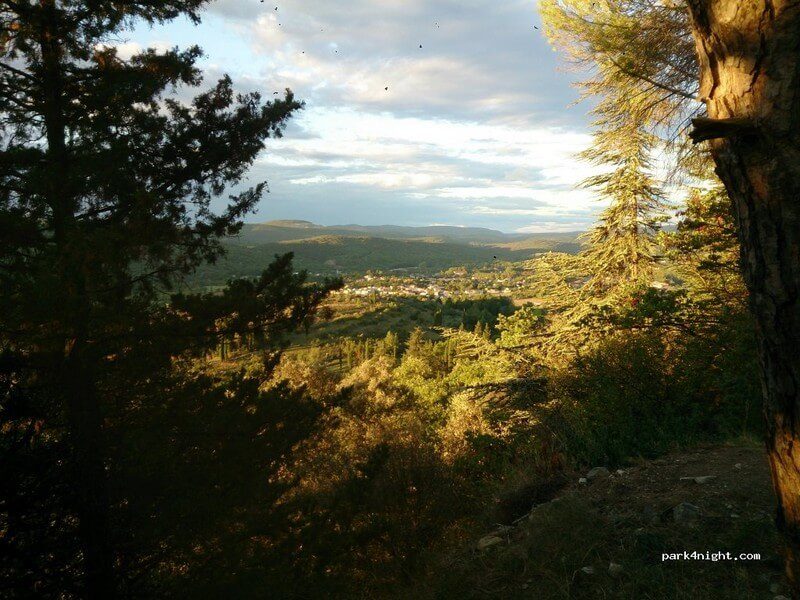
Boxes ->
[689,116,759,144]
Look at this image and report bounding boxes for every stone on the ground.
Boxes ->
[608,562,623,577]
[578,477,588,485]
[477,535,503,550]
[616,469,625,476]
[673,502,701,524]
[679,475,716,484]
[580,566,595,575]
[586,467,610,481]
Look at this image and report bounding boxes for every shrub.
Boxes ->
[544,328,760,467]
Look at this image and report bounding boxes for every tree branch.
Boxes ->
[689,116,760,143]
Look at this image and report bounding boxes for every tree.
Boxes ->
[539,0,678,347]
[663,185,746,313]
[684,0,800,588]
[580,123,667,295]
[0,1,321,596]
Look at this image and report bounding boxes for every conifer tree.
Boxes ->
[579,123,668,300]
[539,0,687,343]
[0,2,334,596]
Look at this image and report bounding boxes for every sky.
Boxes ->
[127,0,602,233]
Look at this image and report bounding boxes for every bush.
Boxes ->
[544,327,761,467]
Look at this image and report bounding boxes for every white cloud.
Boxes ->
[126,0,600,231]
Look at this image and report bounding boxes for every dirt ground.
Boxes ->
[578,443,776,532]
[426,443,789,599]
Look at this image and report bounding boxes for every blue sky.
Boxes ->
[126,0,601,233]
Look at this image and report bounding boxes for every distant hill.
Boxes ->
[233,220,581,247]
[183,222,583,288]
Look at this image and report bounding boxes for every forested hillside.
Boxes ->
[187,226,580,288]
[2,0,797,599]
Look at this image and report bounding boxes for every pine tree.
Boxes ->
[579,123,668,300]
[404,327,426,355]
[540,0,699,162]
[0,2,326,596]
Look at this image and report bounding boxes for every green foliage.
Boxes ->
[112,366,330,598]
[0,0,769,596]
[662,186,746,312]
[545,329,760,466]
[0,1,335,596]
[189,236,540,286]
[579,123,668,295]
[540,0,701,171]
[497,304,546,348]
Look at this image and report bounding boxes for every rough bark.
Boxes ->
[686,0,800,592]
[39,2,116,596]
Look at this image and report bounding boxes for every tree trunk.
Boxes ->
[64,339,115,599]
[686,0,800,592]
[39,2,116,596]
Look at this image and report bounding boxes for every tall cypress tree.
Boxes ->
[0,2,308,596]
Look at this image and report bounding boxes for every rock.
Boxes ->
[679,476,716,484]
[608,562,624,577]
[491,525,514,536]
[578,477,588,485]
[673,502,701,524]
[616,469,625,476]
[477,535,503,550]
[580,566,595,575]
[586,467,610,481]
[734,463,742,470]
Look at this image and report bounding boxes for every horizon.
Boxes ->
[244,217,587,235]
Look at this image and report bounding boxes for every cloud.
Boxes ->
[127,1,598,232]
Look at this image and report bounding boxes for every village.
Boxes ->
[333,263,674,304]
